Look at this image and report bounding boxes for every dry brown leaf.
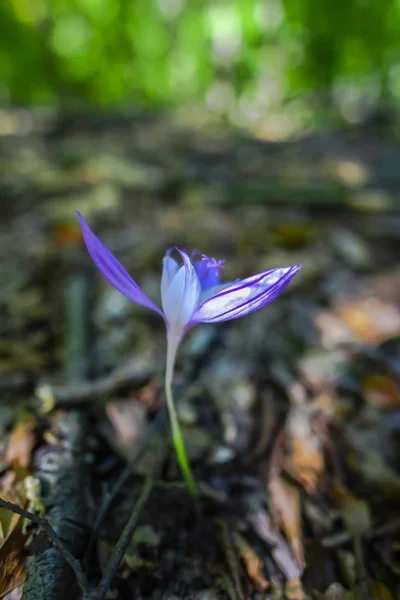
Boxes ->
[285,578,305,600]
[363,375,400,409]
[249,510,303,582]
[4,412,37,469]
[0,521,27,598]
[105,398,147,461]
[336,298,400,344]
[135,377,162,412]
[234,533,269,591]
[284,433,324,493]
[107,399,147,446]
[269,476,305,569]
[316,271,400,348]
[316,311,355,348]
[280,395,332,493]
[0,475,27,549]
[105,378,161,453]
[0,506,21,549]
[0,483,29,596]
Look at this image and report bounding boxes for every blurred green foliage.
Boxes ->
[1,0,399,122]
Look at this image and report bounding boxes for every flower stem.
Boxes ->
[165,334,199,499]
[165,377,198,498]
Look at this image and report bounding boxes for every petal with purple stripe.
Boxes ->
[190,265,302,324]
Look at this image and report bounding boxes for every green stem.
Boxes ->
[165,333,199,499]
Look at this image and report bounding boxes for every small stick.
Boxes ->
[91,406,166,540]
[92,477,152,600]
[219,521,244,600]
[0,496,90,596]
[39,357,154,408]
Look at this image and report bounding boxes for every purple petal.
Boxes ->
[193,255,224,291]
[76,212,163,316]
[190,265,302,324]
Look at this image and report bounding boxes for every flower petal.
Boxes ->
[76,212,163,316]
[193,255,224,291]
[199,282,232,304]
[161,252,179,309]
[162,248,201,331]
[191,265,302,324]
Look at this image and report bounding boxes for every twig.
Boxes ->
[91,406,166,541]
[0,496,90,596]
[215,574,240,600]
[41,356,155,408]
[91,477,152,600]
[0,349,155,407]
[0,371,31,393]
[219,520,244,600]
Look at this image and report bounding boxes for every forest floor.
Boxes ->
[0,110,400,600]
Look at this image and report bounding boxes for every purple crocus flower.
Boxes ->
[76,213,301,361]
[76,212,301,496]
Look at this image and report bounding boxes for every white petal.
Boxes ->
[161,255,179,310]
[162,251,201,331]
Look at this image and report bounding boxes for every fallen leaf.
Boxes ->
[0,478,27,548]
[269,476,305,569]
[249,509,303,581]
[280,395,332,493]
[0,482,29,596]
[370,580,394,600]
[234,532,269,591]
[4,411,37,470]
[332,481,371,537]
[338,297,400,343]
[285,578,305,600]
[105,398,147,461]
[124,525,159,572]
[337,550,356,588]
[0,507,20,549]
[316,311,355,348]
[135,377,162,412]
[317,270,400,349]
[2,583,24,600]
[124,553,155,571]
[363,375,400,409]
[25,476,45,519]
[0,521,27,598]
[314,582,355,599]
[349,451,400,498]
[107,399,146,446]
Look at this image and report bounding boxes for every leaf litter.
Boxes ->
[0,111,399,598]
